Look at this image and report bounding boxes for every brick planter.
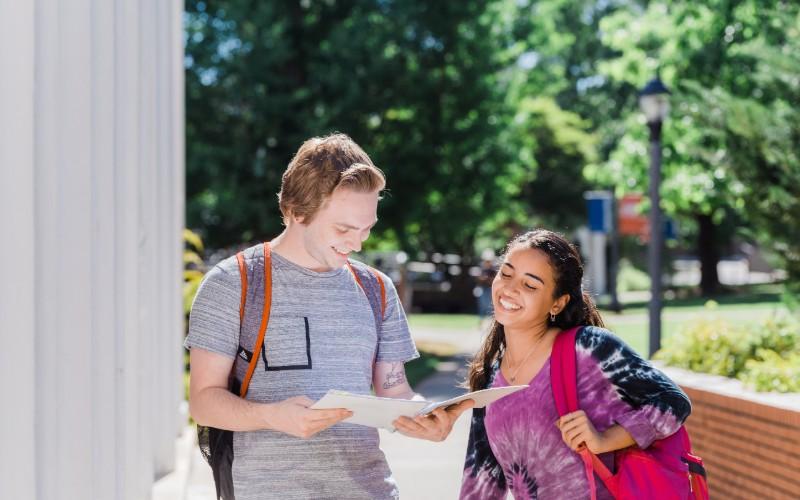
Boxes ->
[658,365,800,499]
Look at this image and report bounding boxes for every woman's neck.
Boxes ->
[504,323,553,357]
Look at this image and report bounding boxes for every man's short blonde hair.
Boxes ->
[278,133,386,224]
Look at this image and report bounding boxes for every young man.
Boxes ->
[186,133,472,500]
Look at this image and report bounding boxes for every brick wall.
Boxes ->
[661,367,800,499]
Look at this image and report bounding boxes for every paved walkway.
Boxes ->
[175,326,482,500]
[378,353,473,499]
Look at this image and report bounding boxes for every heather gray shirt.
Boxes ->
[185,249,418,500]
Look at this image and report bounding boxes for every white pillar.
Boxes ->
[0,2,36,499]
[0,1,185,498]
[588,232,608,296]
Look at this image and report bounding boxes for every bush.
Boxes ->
[654,315,755,378]
[183,229,207,333]
[655,305,800,393]
[739,350,800,393]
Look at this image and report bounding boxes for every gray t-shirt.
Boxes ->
[185,249,418,500]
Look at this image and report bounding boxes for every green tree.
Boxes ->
[685,4,800,286]
[470,0,621,248]
[586,0,794,295]
[185,0,521,255]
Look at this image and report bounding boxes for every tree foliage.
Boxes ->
[185,0,800,288]
[185,0,525,254]
[581,0,799,292]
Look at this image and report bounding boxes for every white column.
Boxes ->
[56,0,95,496]
[114,0,145,497]
[1,1,185,497]
[32,1,60,497]
[91,0,119,498]
[138,0,158,488]
[0,2,36,499]
[588,232,608,296]
[171,0,188,441]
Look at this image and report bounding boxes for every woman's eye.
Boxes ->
[336,227,348,234]
[500,272,511,278]
[525,284,537,290]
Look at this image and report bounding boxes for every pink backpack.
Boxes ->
[550,327,709,500]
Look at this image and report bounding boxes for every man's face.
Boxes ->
[299,187,379,271]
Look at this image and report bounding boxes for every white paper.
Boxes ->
[311,391,429,430]
[310,385,528,430]
[419,385,529,414]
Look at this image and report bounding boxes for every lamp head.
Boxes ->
[639,78,671,124]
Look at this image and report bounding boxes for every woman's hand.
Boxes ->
[557,410,605,453]
[392,399,475,442]
[557,411,637,454]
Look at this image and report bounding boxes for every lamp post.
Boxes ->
[639,77,670,358]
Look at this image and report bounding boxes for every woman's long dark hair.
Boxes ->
[467,229,605,391]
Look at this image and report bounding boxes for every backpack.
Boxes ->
[550,326,709,500]
[196,242,387,500]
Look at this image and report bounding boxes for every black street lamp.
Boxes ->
[639,77,670,358]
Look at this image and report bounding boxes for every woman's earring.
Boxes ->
[550,312,556,322]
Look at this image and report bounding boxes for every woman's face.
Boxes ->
[492,246,568,331]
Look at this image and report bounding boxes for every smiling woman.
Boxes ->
[458,229,696,500]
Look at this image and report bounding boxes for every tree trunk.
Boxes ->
[697,213,720,296]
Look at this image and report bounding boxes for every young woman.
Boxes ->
[458,229,691,500]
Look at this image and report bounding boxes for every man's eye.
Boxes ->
[336,227,348,234]
[525,284,537,290]
[500,272,511,278]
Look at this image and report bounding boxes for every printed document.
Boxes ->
[311,385,528,430]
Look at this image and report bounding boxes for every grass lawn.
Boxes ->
[409,291,790,358]
[609,290,785,316]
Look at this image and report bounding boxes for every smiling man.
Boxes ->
[185,134,471,500]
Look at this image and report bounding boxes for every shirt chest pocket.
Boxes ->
[262,315,312,371]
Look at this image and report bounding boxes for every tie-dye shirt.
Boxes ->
[459,326,691,500]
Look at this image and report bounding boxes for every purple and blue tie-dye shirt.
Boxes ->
[459,326,691,500]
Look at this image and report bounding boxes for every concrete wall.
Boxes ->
[0,1,185,499]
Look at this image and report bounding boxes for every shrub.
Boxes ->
[739,350,800,393]
[183,229,207,333]
[655,316,755,377]
[655,305,800,393]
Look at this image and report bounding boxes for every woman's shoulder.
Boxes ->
[573,325,643,362]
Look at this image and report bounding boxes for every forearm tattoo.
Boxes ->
[383,362,406,390]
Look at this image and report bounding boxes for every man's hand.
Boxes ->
[392,399,475,442]
[265,396,353,439]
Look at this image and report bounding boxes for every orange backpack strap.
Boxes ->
[238,242,272,398]
[235,252,248,323]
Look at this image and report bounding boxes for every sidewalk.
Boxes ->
[167,326,481,500]
[379,353,473,499]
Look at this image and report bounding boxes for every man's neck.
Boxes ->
[270,229,336,273]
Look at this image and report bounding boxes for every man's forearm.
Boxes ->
[190,386,273,431]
